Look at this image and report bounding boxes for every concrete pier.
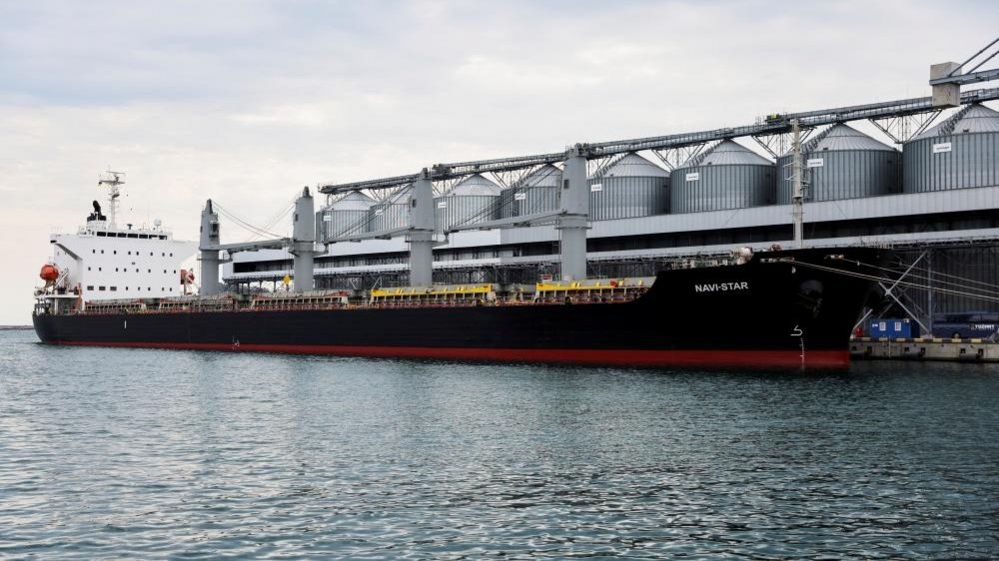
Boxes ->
[850,337,999,362]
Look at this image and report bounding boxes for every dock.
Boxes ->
[850,337,999,362]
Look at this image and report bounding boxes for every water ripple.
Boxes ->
[1,331,997,559]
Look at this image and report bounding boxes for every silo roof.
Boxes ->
[448,173,501,196]
[517,164,562,187]
[683,140,773,167]
[596,152,670,178]
[331,191,375,211]
[914,103,999,140]
[799,123,896,153]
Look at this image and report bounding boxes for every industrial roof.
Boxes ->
[914,103,999,140]
[330,191,375,211]
[517,164,562,187]
[682,139,773,168]
[595,152,670,178]
[796,123,897,154]
[447,173,502,196]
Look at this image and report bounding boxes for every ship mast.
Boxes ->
[790,119,806,248]
[98,171,125,229]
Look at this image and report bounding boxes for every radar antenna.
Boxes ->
[97,170,126,228]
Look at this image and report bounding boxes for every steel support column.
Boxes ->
[408,172,435,286]
[557,146,589,281]
[290,187,317,293]
[199,200,221,295]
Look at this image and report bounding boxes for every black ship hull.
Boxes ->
[33,248,880,369]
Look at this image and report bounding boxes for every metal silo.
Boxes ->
[670,140,775,213]
[500,164,561,218]
[366,187,410,233]
[435,174,501,232]
[588,152,669,220]
[318,191,375,241]
[776,123,901,203]
[903,103,999,193]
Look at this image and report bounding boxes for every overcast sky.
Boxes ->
[1,0,996,324]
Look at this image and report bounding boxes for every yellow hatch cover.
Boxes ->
[371,284,495,298]
[535,279,645,293]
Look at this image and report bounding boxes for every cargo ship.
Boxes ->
[32,174,881,369]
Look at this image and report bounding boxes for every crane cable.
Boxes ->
[243,197,297,242]
[855,260,999,298]
[212,201,285,239]
[793,260,999,304]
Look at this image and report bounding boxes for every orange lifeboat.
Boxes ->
[40,264,60,282]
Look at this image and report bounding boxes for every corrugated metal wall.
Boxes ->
[930,246,999,315]
[499,186,559,218]
[318,209,369,241]
[670,165,774,213]
[366,201,409,233]
[588,176,669,220]
[897,245,999,318]
[903,133,999,193]
[776,150,901,203]
[435,195,499,232]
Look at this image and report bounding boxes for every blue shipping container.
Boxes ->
[869,318,919,338]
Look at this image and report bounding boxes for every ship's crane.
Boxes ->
[198,188,318,295]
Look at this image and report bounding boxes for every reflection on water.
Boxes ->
[1,330,997,559]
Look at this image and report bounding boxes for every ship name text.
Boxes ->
[694,281,749,293]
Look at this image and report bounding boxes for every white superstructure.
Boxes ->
[38,172,196,306]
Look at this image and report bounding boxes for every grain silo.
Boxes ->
[318,191,375,241]
[588,152,669,220]
[776,123,901,203]
[670,140,775,213]
[366,188,410,233]
[435,174,501,232]
[499,164,561,218]
[903,103,999,193]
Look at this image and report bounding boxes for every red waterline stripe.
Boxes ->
[50,340,850,369]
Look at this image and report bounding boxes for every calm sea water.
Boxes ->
[1,329,997,560]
